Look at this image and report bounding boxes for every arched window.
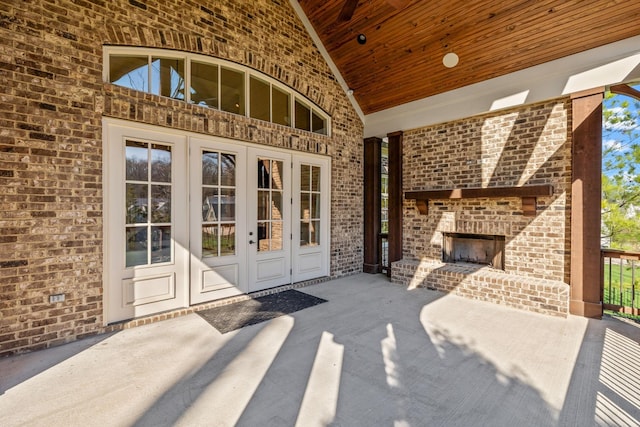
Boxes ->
[104,47,330,136]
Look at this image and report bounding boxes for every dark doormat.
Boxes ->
[196,289,327,333]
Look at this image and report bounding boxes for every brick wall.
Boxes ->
[0,0,363,356]
[394,99,572,315]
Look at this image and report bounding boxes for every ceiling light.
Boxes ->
[443,52,459,68]
[357,34,367,45]
[347,89,354,96]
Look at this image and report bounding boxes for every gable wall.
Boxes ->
[0,0,363,356]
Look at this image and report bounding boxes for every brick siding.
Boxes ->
[0,0,363,356]
[395,99,572,315]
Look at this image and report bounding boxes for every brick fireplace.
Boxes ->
[391,99,571,317]
[443,233,505,270]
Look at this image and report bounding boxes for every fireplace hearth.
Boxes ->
[443,233,505,270]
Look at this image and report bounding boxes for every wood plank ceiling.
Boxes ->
[298,0,640,115]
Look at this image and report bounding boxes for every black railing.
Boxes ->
[602,249,640,316]
[379,233,389,276]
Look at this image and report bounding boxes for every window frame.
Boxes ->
[104,47,331,136]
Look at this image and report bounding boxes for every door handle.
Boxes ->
[249,240,255,244]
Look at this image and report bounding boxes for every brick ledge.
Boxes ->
[391,259,569,317]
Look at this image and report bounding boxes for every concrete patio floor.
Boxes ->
[1,273,639,427]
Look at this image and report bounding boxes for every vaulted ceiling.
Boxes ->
[298,0,640,115]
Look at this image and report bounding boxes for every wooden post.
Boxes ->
[387,131,403,274]
[570,88,604,318]
[363,137,382,273]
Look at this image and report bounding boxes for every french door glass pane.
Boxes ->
[258,160,270,189]
[150,226,171,263]
[257,158,284,252]
[201,150,236,257]
[202,225,218,257]
[300,193,310,219]
[271,161,283,190]
[299,163,321,247]
[311,193,321,219]
[220,188,235,221]
[191,61,218,108]
[300,164,310,191]
[258,190,269,221]
[126,226,147,267]
[311,166,320,191]
[202,188,218,221]
[126,141,148,181]
[220,224,236,256]
[220,153,236,186]
[271,222,283,250]
[310,221,320,245]
[124,140,173,267]
[151,144,172,182]
[272,191,283,219]
[126,183,148,224]
[300,223,309,246]
[151,185,171,223]
[202,151,219,185]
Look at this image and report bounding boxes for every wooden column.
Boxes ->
[387,131,403,271]
[363,137,382,273]
[570,88,604,318]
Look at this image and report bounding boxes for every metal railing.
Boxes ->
[379,233,389,276]
[601,249,640,316]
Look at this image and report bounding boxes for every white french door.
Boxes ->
[247,148,293,291]
[104,121,189,323]
[105,120,330,323]
[292,156,330,282]
[189,138,248,304]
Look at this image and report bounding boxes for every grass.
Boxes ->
[602,262,639,309]
[605,310,640,324]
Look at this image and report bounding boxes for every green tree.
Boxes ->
[601,90,640,251]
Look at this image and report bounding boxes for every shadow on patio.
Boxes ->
[0,273,638,426]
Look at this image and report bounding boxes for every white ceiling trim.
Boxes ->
[364,35,640,137]
[289,0,366,123]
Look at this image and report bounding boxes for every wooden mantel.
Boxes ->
[405,184,554,216]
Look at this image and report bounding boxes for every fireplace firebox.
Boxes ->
[443,233,505,270]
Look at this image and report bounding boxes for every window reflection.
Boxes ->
[272,86,290,126]
[221,67,245,115]
[151,57,185,100]
[250,76,270,121]
[108,51,330,135]
[201,150,236,257]
[295,100,311,131]
[124,140,173,267]
[257,158,284,252]
[110,56,149,92]
[300,164,321,246]
[191,61,218,108]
